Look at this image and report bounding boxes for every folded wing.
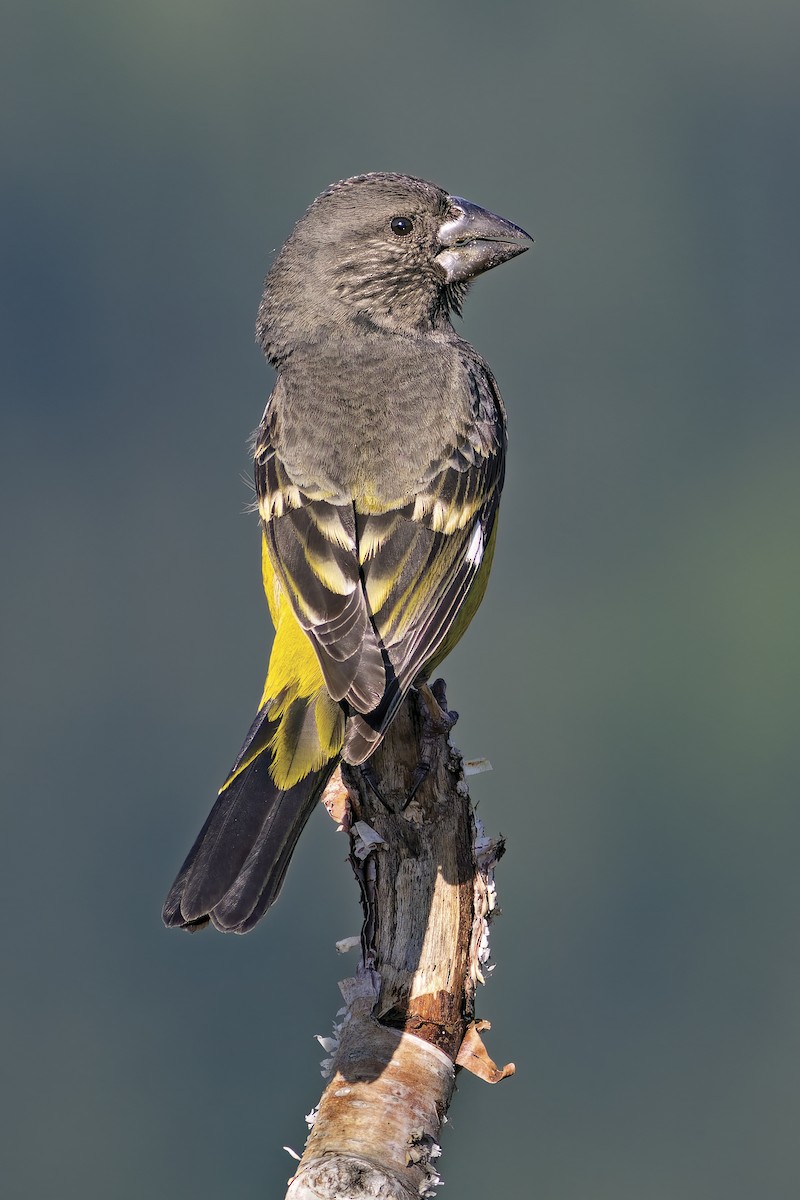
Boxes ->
[255,357,505,762]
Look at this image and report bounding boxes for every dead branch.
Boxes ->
[285,682,512,1200]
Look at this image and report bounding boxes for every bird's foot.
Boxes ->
[405,679,459,806]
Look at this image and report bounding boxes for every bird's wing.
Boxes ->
[255,406,386,714]
[256,358,505,756]
[345,359,505,760]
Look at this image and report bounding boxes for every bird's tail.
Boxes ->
[162,702,339,934]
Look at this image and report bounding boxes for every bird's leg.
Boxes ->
[405,678,459,805]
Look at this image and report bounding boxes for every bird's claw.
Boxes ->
[359,763,392,811]
[359,680,459,811]
[405,761,431,806]
[418,678,459,737]
[401,679,459,807]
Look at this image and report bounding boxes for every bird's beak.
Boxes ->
[435,196,533,284]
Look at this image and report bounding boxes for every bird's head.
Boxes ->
[257,172,532,361]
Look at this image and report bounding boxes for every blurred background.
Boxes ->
[3,1,799,1196]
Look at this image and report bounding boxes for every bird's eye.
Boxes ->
[390,216,414,237]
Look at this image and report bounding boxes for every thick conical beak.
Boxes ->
[434,196,533,284]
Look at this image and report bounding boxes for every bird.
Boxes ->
[163,172,531,934]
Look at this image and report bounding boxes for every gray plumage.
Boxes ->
[255,173,528,760]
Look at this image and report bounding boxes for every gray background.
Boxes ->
[3,1,799,1197]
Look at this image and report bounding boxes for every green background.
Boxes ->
[3,2,799,1196]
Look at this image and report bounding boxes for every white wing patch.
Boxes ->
[466,521,484,567]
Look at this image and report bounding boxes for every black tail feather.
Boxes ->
[162,754,336,933]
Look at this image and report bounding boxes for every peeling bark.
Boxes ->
[285,683,510,1200]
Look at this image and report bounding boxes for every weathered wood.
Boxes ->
[285,684,510,1200]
